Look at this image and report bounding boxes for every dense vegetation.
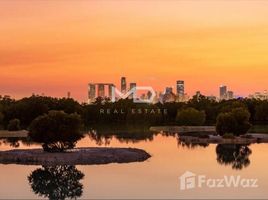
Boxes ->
[0,93,268,130]
[176,108,206,126]
[29,111,83,152]
[216,108,251,136]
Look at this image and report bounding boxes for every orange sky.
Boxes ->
[1,1,268,101]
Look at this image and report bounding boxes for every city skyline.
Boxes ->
[85,76,268,103]
[1,1,268,101]
[1,74,268,102]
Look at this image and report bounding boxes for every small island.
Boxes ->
[0,147,151,165]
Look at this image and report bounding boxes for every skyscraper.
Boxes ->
[108,84,114,98]
[220,85,227,100]
[129,82,136,90]
[129,82,137,99]
[176,80,184,96]
[121,77,127,93]
[88,84,96,101]
[98,84,105,97]
[227,91,234,100]
[165,87,173,94]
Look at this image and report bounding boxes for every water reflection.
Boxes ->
[88,125,156,145]
[216,144,252,170]
[176,135,209,149]
[28,165,84,200]
[0,137,35,148]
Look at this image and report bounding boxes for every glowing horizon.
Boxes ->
[1,1,268,101]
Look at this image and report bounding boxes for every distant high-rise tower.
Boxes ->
[88,84,96,101]
[227,91,234,100]
[67,91,71,98]
[129,82,137,99]
[165,87,173,94]
[129,82,136,90]
[108,84,114,98]
[121,77,127,93]
[176,80,184,96]
[98,84,105,97]
[220,85,227,100]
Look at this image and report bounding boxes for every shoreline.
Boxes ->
[0,130,28,138]
[0,147,151,165]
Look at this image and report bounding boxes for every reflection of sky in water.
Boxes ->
[0,134,268,199]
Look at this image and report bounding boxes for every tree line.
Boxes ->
[1,94,266,152]
[1,94,268,130]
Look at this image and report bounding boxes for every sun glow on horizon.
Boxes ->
[1,1,268,101]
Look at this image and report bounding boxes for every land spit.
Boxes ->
[0,147,151,165]
[179,134,268,145]
[150,126,216,134]
[0,130,28,138]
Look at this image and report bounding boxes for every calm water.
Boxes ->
[0,132,268,199]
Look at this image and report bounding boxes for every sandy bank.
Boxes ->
[0,147,151,165]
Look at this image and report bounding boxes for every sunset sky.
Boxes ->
[1,1,268,101]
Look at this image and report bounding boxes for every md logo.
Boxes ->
[111,86,156,103]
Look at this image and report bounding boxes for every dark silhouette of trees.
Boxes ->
[7,118,21,131]
[255,101,268,123]
[29,111,83,152]
[176,107,206,126]
[0,95,82,129]
[0,112,4,129]
[0,94,268,129]
[216,108,251,136]
[216,144,252,170]
[28,165,84,200]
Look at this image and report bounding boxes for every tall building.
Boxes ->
[121,77,127,93]
[162,87,176,103]
[129,82,137,99]
[220,85,227,100]
[165,87,173,94]
[129,82,136,90]
[98,84,105,97]
[147,91,152,99]
[227,91,234,100]
[88,84,96,101]
[176,80,184,96]
[108,84,114,98]
[249,90,268,100]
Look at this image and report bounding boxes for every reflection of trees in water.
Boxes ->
[28,165,84,200]
[1,138,20,148]
[177,140,209,149]
[216,144,252,170]
[176,135,209,149]
[0,137,35,148]
[88,130,112,146]
[88,125,156,145]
